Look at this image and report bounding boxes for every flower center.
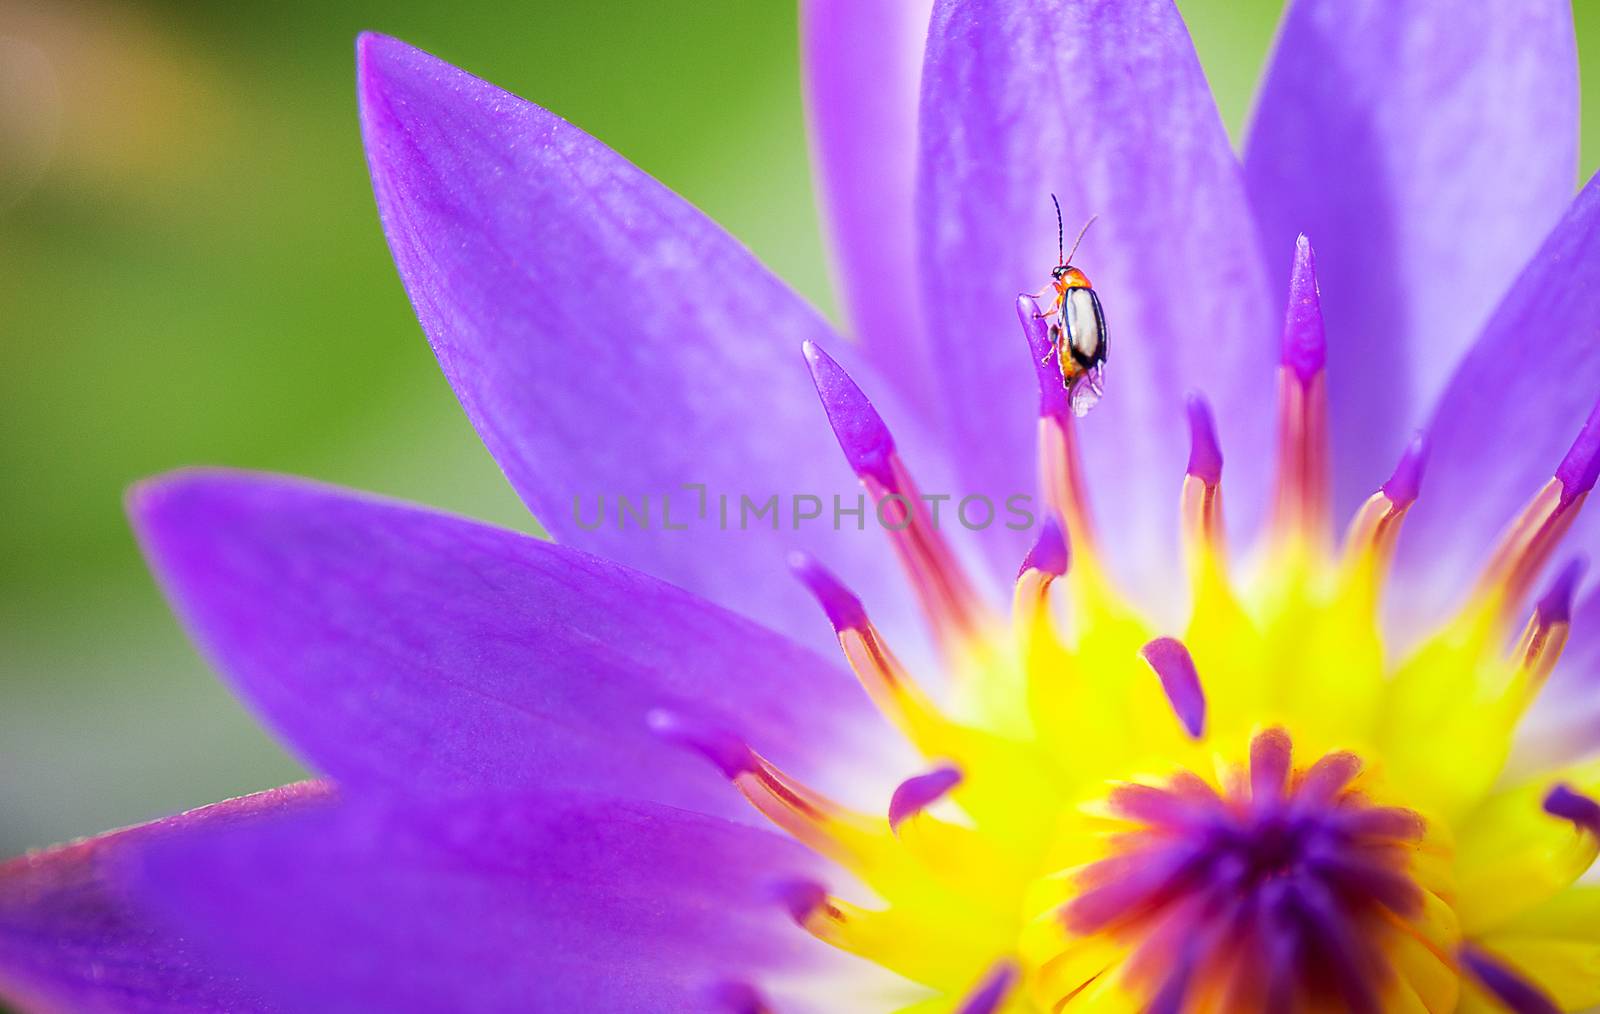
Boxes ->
[652,239,1600,1012]
[1039,730,1427,1014]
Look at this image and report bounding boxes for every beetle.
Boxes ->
[1030,195,1107,416]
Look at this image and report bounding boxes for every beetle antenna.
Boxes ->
[1051,193,1065,266]
[1064,214,1098,266]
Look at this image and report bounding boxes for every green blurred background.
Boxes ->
[3,1,1599,853]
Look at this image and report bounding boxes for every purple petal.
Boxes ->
[1246,0,1578,514]
[0,782,329,1013]
[120,790,844,1012]
[1393,179,1600,629]
[801,0,938,408]
[130,471,901,818]
[917,0,1275,602]
[356,33,930,655]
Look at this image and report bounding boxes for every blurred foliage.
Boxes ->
[1,0,1598,852]
[0,0,826,851]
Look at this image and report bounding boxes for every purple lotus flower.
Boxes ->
[5,2,1600,1010]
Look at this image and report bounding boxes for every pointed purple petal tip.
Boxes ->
[1461,946,1562,1014]
[888,766,963,831]
[1535,557,1586,626]
[354,30,392,79]
[1382,432,1429,508]
[1019,513,1069,579]
[124,471,188,536]
[646,709,755,779]
[1555,396,1600,505]
[955,961,1019,1014]
[355,30,397,62]
[1184,393,1223,484]
[355,32,422,112]
[124,467,254,540]
[1140,637,1206,739]
[803,340,896,486]
[1281,235,1326,382]
[787,551,867,633]
[1543,783,1600,836]
[768,877,828,924]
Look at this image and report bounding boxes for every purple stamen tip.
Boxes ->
[1281,235,1326,382]
[888,766,963,831]
[1140,637,1206,739]
[1017,295,1070,420]
[1381,432,1429,508]
[955,961,1019,1014]
[1019,513,1070,579]
[1461,946,1562,1014]
[1535,557,1586,626]
[1554,395,1600,506]
[705,981,769,1014]
[802,340,896,487]
[768,877,828,924]
[787,551,868,633]
[1184,393,1223,484]
[1542,783,1600,837]
[645,709,755,779]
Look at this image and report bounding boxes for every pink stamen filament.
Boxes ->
[1336,488,1415,619]
[1508,559,1585,706]
[865,455,991,647]
[836,618,945,746]
[1472,479,1585,619]
[1014,514,1069,638]
[1471,398,1600,622]
[1271,236,1331,549]
[1180,474,1225,580]
[1271,367,1331,548]
[1038,414,1100,558]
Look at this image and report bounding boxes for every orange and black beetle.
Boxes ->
[1031,195,1107,415]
